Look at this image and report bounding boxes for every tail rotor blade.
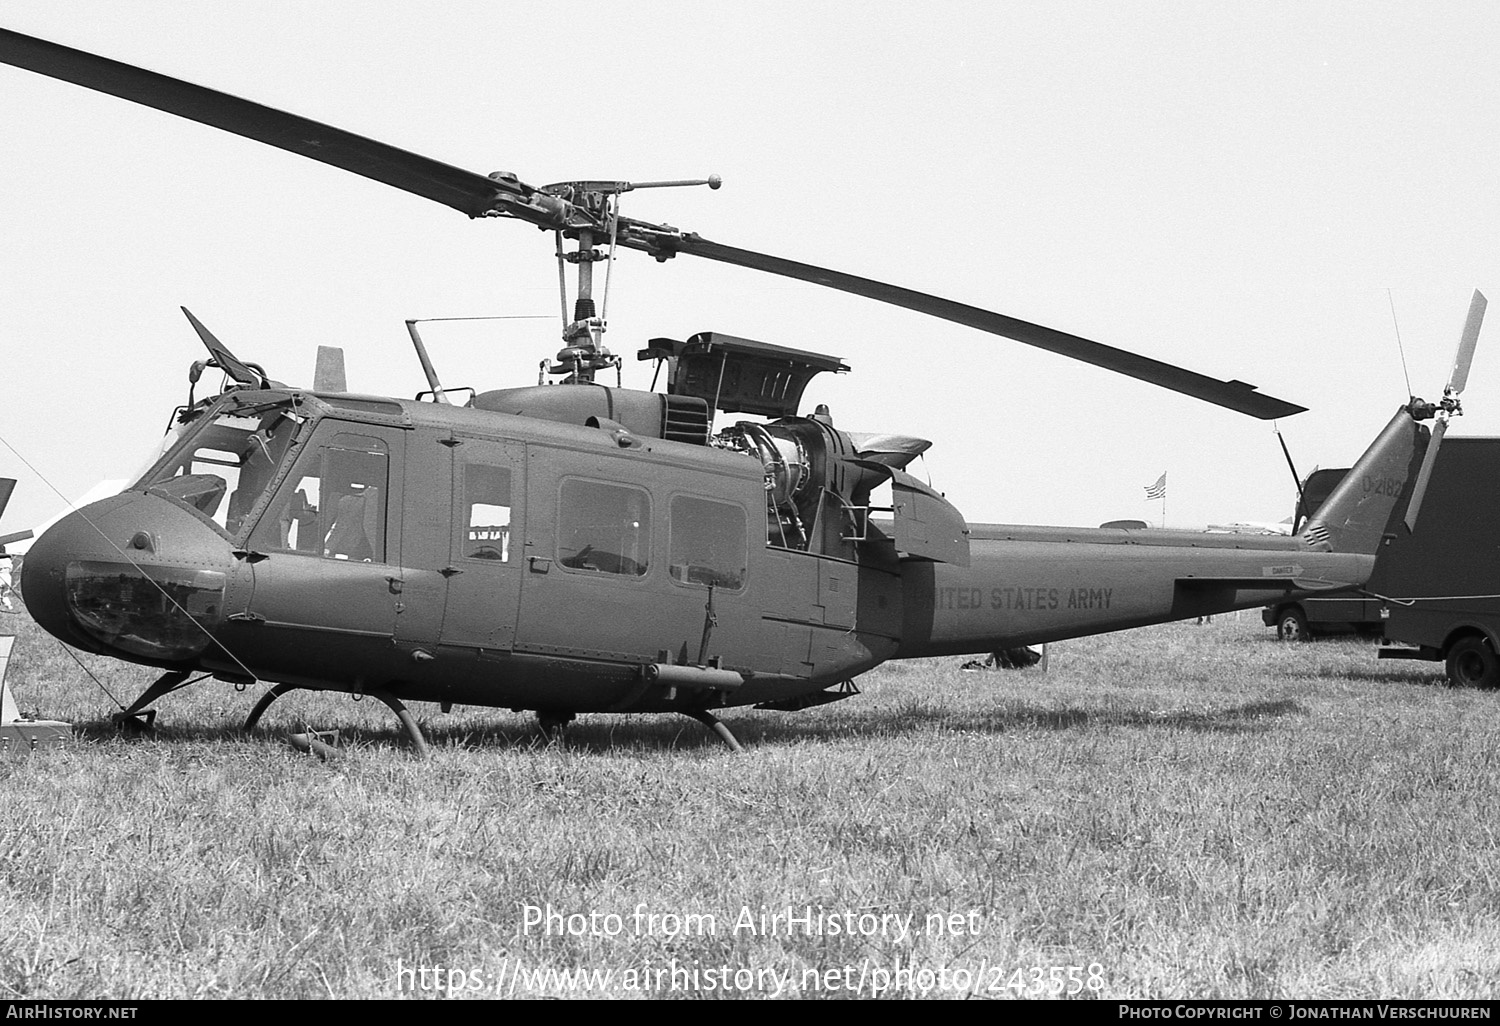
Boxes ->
[1448,289,1487,395]
[1404,417,1448,532]
[1407,288,1488,531]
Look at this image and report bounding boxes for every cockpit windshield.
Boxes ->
[135,399,307,538]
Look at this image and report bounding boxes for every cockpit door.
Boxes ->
[222,423,403,682]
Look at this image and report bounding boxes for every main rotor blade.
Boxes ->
[1448,289,1487,395]
[1404,417,1446,532]
[627,233,1305,419]
[0,27,527,219]
[0,27,1306,419]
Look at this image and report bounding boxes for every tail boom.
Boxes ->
[891,402,1422,658]
[894,527,1374,657]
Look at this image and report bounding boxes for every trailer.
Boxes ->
[1372,436,1500,687]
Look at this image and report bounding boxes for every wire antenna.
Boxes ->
[405,314,552,404]
[1275,424,1307,532]
[1387,289,1413,398]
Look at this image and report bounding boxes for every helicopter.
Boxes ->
[0,26,1472,752]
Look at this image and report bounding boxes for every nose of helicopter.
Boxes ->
[22,491,234,662]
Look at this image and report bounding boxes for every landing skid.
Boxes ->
[110,669,192,731]
[374,691,430,758]
[243,683,300,731]
[686,710,744,753]
[244,684,429,757]
[287,730,340,761]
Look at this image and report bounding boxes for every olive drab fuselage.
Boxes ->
[22,372,1424,719]
[25,384,911,715]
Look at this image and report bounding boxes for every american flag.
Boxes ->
[1144,473,1167,500]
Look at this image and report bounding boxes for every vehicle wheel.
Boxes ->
[1445,635,1500,689]
[1276,607,1310,642]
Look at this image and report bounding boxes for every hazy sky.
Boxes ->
[3,2,1498,534]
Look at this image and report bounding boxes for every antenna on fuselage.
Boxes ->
[405,320,451,404]
[404,314,552,403]
[313,346,347,393]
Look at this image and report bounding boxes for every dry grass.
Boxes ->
[1,609,1497,999]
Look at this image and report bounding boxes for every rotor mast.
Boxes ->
[545,176,722,383]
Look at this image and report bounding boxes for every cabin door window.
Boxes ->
[668,495,747,590]
[461,464,512,562]
[556,479,651,577]
[249,431,390,562]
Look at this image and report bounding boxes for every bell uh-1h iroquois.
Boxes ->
[0,28,1476,751]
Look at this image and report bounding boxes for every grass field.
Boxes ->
[1,607,1497,1000]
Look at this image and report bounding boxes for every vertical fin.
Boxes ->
[1299,406,1426,554]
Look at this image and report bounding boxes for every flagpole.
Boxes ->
[1144,472,1167,528]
